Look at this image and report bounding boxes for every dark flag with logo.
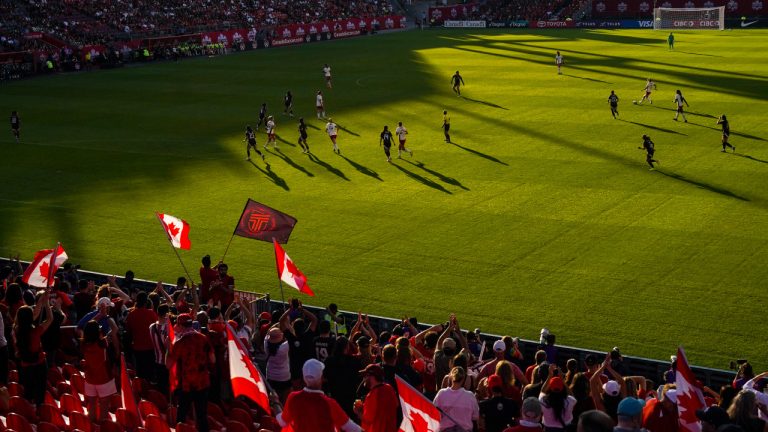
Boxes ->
[233,199,297,244]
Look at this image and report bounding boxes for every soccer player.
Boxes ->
[326,118,340,154]
[638,134,659,170]
[608,90,619,119]
[639,78,657,105]
[668,32,674,50]
[442,110,451,143]
[284,91,294,117]
[395,121,413,158]
[10,111,20,143]
[451,71,465,96]
[323,64,332,89]
[673,89,689,122]
[256,103,267,130]
[380,125,394,162]
[244,125,265,161]
[316,91,325,119]
[555,51,564,75]
[298,118,309,154]
[265,116,277,149]
[717,114,735,152]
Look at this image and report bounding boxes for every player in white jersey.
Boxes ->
[326,118,340,154]
[639,78,657,105]
[265,116,277,149]
[555,51,564,75]
[323,64,332,88]
[316,91,325,119]
[673,90,689,122]
[395,121,412,158]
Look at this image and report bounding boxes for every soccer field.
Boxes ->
[2,29,767,369]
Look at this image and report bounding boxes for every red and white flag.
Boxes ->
[227,324,271,414]
[395,375,441,432]
[273,239,314,296]
[21,244,68,288]
[675,347,706,432]
[120,354,140,420]
[167,317,177,394]
[156,213,191,250]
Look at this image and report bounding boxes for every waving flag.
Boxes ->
[227,324,271,414]
[273,239,314,296]
[234,199,297,244]
[157,213,191,250]
[675,347,706,432]
[22,244,68,288]
[120,354,140,420]
[396,375,441,432]
[168,317,177,394]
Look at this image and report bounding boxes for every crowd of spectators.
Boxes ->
[439,0,589,23]
[1,254,764,431]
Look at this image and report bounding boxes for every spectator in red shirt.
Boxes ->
[208,262,235,309]
[642,387,678,432]
[81,320,116,422]
[13,291,53,405]
[199,255,217,305]
[277,358,362,432]
[355,363,399,432]
[125,291,158,381]
[166,313,214,432]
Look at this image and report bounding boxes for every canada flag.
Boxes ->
[156,213,191,250]
[675,347,706,432]
[273,240,314,296]
[22,244,68,288]
[227,324,271,414]
[396,375,441,432]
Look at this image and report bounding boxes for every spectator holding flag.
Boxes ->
[354,363,399,432]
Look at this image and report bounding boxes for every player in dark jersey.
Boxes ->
[256,103,267,130]
[244,125,265,162]
[298,118,309,154]
[608,91,619,119]
[717,114,735,152]
[638,134,659,170]
[283,91,294,117]
[380,125,394,163]
[451,71,465,96]
[10,111,20,143]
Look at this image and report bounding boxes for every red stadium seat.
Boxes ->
[116,408,142,432]
[70,373,86,398]
[8,369,19,383]
[229,407,258,432]
[44,390,58,406]
[138,399,160,421]
[38,403,69,430]
[56,381,73,397]
[144,414,171,432]
[109,393,122,413]
[175,422,197,432]
[99,419,126,432]
[145,389,168,412]
[61,363,80,380]
[6,412,35,432]
[9,396,38,422]
[48,367,66,386]
[61,392,85,414]
[37,421,61,432]
[7,382,24,397]
[70,411,94,432]
[226,420,251,432]
[207,401,226,425]
[131,377,149,398]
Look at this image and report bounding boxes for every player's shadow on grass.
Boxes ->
[686,122,768,142]
[307,153,350,181]
[656,170,749,202]
[391,163,451,194]
[275,135,296,147]
[732,153,768,164]
[306,123,321,130]
[676,51,723,58]
[448,141,508,166]
[619,119,687,136]
[274,149,314,177]
[461,96,509,110]
[249,160,289,191]
[335,123,360,137]
[403,160,469,191]
[340,155,382,181]
[649,105,716,119]
[562,74,611,84]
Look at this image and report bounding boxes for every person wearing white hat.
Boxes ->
[479,339,528,385]
[641,386,679,431]
[590,355,627,420]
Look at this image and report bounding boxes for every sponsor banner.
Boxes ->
[620,19,655,28]
[270,37,306,47]
[533,20,576,28]
[444,20,487,27]
[429,3,480,24]
[728,18,767,27]
[487,20,529,27]
[201,29,247,46]
[594,0,768,17]
[665,18,723,27]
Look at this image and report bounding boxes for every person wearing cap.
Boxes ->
[577,410,615,432]
[434,314,467,387]
[590,355,627,421]
[480,339,528,385]
[697,406,733,432]
[354,363,398,432]
[480,374,519,432]
[166,312,215,432]
[278,358,362,432]
[77,296,121,359]
[265,325,292,403]
[641,386,678,431]
[434,366,480,432]
[540,368,578,431]
[504,397,545,432]
[323,303,347,336]
[355,335,375,367]
[613,397,647,432]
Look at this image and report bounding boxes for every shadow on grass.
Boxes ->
[562,74,611,84]
[619,119,687,136]
[308,153,350,181]
[340,155,382,181]
[649,105,717,119]
[733,153,768,164]
[306,123,322,130]
[275,135,296,147]
[448,141,508,165]
[335,123,360,137]
[391,162,451,194]
[249,160,289,190]
[656,170,749,202]
[676,50,723,58]
[274,149,314,177]
[461,96,509,110]
[685,122,768,142]
[403,160,469,191]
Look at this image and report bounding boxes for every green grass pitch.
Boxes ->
[2,29,767,369]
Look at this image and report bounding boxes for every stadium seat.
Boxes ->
[144,414,171,432]
[9,396,37,422]
[145,389,168,412]
[7,382,23,398]
[229,407,258,432]
[8,369,18,383]
[70,373,86,398]
[56,381,73,397]
[259,415,280,431]
[61,364,80,380]
[61,393,85,414]
[48,367,66,386]
[175,422,197,432]
[226,420,251,432]
[99,419,125,432]
[116,408,142,432]
[207,401,226,425]
[6,413,35,432]
[138,399,160,421]
[208,415,225,431]
[38,403,69,429]
[131,378,149,398]
[44,390,58,406]
[109,393,122,413]
[70,411,93,432]
[37,421,61,432]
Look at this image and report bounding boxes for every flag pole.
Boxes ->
[273,238,287,313]
[223,199,253,262]
[46,242,60,290]
[221,233,236,262]
[155,213,195,285]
